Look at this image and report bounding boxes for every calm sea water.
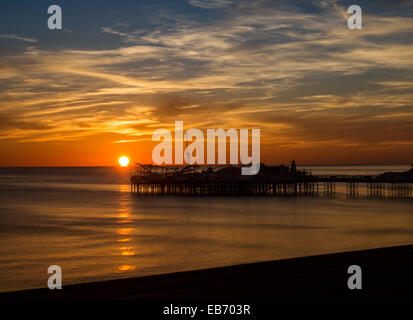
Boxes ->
[0,165,412,293]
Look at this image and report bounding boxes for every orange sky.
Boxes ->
[1,1,413,166]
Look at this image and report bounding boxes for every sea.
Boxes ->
[0,165,412,293]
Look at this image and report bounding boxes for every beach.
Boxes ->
[1,244,412,300]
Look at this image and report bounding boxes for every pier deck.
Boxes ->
[130,165,413,197]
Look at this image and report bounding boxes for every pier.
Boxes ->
[130,163,413,197]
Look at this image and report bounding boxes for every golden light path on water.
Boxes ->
[116,184,136,273]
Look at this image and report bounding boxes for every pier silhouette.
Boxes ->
[130,163,413,197]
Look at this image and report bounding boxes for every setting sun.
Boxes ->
[118,156,129,167]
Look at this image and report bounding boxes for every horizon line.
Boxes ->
[0,163,411,168]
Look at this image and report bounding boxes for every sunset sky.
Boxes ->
[0,0,413,166]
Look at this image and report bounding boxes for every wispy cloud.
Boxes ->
[0,34,37,43]
[0,0,412,164]
[188,0,234,9]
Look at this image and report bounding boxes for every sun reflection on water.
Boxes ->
[117,265,136,272]
[116,199,137,273]
[121,251,136,256]
[117,228,132,235]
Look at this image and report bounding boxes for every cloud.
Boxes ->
[0,34,37,43]
[0,0,412,162]
[188,0,234,9]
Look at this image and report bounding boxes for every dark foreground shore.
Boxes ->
[1,245,412,300]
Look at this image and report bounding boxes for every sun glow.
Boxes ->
[118,156,129,167]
